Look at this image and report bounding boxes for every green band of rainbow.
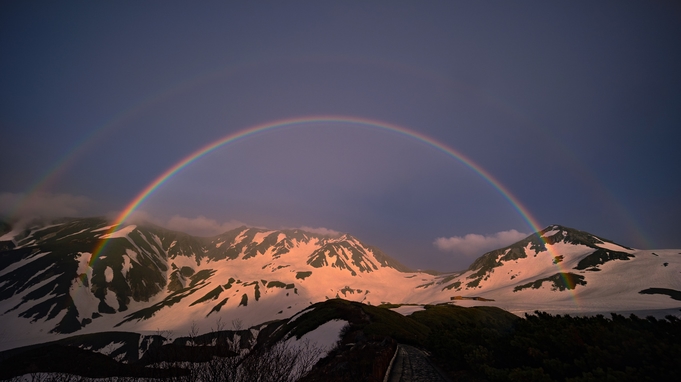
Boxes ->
[90,115,578,305]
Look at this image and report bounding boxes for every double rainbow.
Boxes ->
[89,116,577,304]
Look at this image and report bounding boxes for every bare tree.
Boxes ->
[236,338,322,382]
[7,323,324,382]
[231,318,243,331]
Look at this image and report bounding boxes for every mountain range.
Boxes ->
[0,217,679,353]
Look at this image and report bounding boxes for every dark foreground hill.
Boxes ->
[1,299,680,381]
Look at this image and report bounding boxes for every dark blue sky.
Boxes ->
[2,1,680,271]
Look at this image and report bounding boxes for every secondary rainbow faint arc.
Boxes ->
[90,116,578,304]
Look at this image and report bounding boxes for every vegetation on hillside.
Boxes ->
[424,310,681,381]
[1,299,680,381]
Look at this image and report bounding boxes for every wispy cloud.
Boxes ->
[119,210,163,226]
[434,229,528,257]
[297,226,343,237]
[0,192,93,220]
[165,215,246,236]
[123,212,246,237]
[125,213,342,238]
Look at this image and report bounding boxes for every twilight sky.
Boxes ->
[2,1,680,271]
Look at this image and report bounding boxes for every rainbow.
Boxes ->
[89,115,579,304]
[8,54,647,248]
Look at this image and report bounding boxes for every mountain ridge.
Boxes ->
[1,217,679,352]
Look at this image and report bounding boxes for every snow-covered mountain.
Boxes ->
[0,218,679,351]
[421,226,681,316]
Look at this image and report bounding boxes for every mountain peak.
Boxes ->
[2,216,678,352]
[538,225,633,250]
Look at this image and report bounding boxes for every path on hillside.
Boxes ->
[386,344,451,382]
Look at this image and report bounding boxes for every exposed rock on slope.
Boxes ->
[1,220,679,352]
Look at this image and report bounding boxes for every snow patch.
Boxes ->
[287,305,316,325]
[24,263,56,287]
[70,277,99,324]
[104,289,119,311]
[286,319,347,364]
[0,229,20,241]
[234,230,248,244]
[58,228,89,240]
[391,305,426,315]
[125,248,138,263]
[0,251,51,277]
[99,225,136,239]
[75,252,91,276]
[542,229,560,238]
[253,231,274,244]
[92,224,116,232]
[595,241,635,253]
[122,255,132,276]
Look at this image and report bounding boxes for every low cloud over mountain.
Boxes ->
[295,226,342,238]
[165,215,247,237]
[434,229,528,257]
[0,192,93,221]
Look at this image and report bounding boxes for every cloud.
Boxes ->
[112,211,247,237]
[297,226,343,237]
[0,192,93,221]
[101,208,341,239]
[434,229,528,257]
[165,215,246,237]
[120,210,165,226]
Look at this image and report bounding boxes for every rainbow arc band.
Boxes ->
[89,115,578,305]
